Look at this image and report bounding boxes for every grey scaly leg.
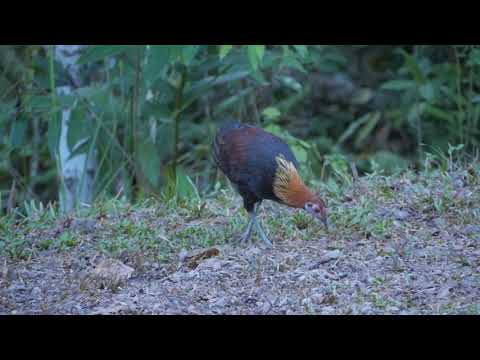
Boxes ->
[238,211,255,244]
[238,202,260,244]
[252,202,273,247]
[236,202,273,247]
[253,217,273,248]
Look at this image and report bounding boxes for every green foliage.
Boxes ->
[219,45,233,59]
[3,159,478,266]
[78,45,130,65]
[1,45,479,217]
[264,124,311,165]
[137,139,161,187]
[247,45,265,72]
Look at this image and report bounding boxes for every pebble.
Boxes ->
[72,218,97,233]
[463,225,480,235]
[31,287,42,297]
[394,210,410,221]
[433,218,447,229]
[310,293,325,305]
[210,297,226,308]
[386,306,400,312]
[261,301,272,314]
[198,258,222,271]
[324,250,342,261]
[360,304,373,314]
[320,306,335,315]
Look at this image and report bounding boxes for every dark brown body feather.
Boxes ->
[213,122,299,212]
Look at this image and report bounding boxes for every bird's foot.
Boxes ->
[231,224,254,246]
[256,230,273,248]
[234,235,251,246]
[230,208,273,248]
[255,220,273,248]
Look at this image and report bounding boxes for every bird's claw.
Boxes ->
[232,235,249,245]
[231,209,273,248]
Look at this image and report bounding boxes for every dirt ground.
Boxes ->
[1,168,479,315]
[1,230,479,315]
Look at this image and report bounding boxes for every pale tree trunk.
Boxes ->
[53,45,96,213]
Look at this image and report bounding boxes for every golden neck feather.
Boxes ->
[272,155,315,208]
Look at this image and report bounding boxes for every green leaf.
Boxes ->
[407,102,427,123]
[57,93,76,108]
[255,45,265,62]
[0,101,16,124]
[249,69,268,85]
[293,45,308,59]
[467,48,480,66]
[424,104,454,123]
[292,145,308,163]
[281,55,307,73]
[282,45,292,60]
[419,82,435,102]
[144,45,172,86]
[381,80,416,91]
[324,154,351,182]
[247,45,265,72]
[67,137,91,161]
[354,111,381,148]
[181,45,200,66]
[351,88,374,105]
[219,45,233,59]
[67,106,91,152]
[75,86,102,99]
[77,45,131,65]
[214,87,254,115]
[264,124,284,137]
[370,150,409,175]
[262,107,281,121]
[399,49,426,84]
[264,124,310,151]
[176,167,200,201]
[48,115,61,157]
[189,70,250,93]
[168,45,184,62]
[28,95,52,112]
[248,45,260,71]
[138,140,161,187]
[10,117,28,148]
[278,76,302,92]
[337,113,372,145]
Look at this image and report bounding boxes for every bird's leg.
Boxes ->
[238,210,255,244]
[252,215,273,248]
[237,202,261,244]
[236,202,273,247]
[247,202,273,247]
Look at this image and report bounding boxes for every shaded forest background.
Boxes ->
[1,45,479,216]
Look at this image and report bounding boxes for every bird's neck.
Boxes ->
[273,156,315,209]
[279,176,316,208]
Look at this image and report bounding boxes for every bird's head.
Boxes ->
[304,197,328,230]
[273,155,328,229]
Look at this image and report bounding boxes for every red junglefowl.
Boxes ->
[213,121,328,247]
